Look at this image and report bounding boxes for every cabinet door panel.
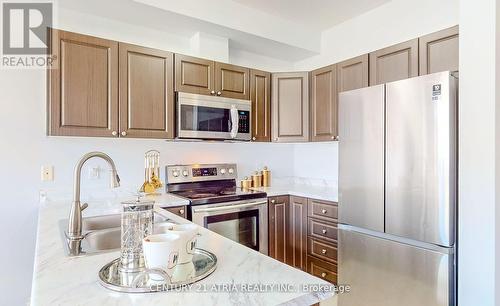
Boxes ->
[310,65,337,142]
[286,196,308,270]
[419,26,459,75]
[337,54,369,92]
[175,54,214,95]
[268,196,289,262]
[250,69,271,142]
[215,62,250,99]
[119,43,174,138]
[48,29,118,137]
[369,39,418,85]
[271,72,309,142]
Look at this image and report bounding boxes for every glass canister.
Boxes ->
[119,197,155,273]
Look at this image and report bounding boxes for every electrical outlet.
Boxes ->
[41,165,54,181]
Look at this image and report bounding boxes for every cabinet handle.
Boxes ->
[210,90,216,95]
[322,229,327,234]
[331,136,335,140]
[274,138,278,141]
[321,272,327,278]
[271,199,276,204]
[321,209,327,214]
[321,249,327,254]
[121,131,127,136]
[179,209,185,215]
[334,136,339,141]
[111,131,118,136]
[252,136,256,141]
[217,91,222,96]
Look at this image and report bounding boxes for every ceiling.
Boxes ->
[231,0,390,30]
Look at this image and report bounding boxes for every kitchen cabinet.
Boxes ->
[307,255,338,284]
[215,62,250,99]
[369,39,419,85]
[119,43,174,139]
[419,25,459,75]
[48,29,119,137]
[174,54,250,99]
[268,196,307,270]
[174,54,215,95]
[250,69,271,142]
[271,72,309,143]
[164,206,187,219]
[310,65,338,142]
[337,54,369,92]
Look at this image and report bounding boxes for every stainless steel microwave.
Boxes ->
[176,92,251,141]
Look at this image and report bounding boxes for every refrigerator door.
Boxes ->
[385,72,457,247]
[338,226,454,306]
[338,85,385,232]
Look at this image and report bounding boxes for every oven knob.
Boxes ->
[228,168,234,174]
[220,168,226,175]
[172,170,180,177]
[182,170,189,177]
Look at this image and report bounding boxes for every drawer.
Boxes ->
[308,238,337,263]
[308,198,338,222]
[308,218,337,243]
[164,206,187,218]
[307,255,337,284]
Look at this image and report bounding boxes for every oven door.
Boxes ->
[177,92,251,140]
[191,199,268,254]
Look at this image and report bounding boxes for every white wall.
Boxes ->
[458,0,498,305]
[295,0,459,70]
[293,143,338,186]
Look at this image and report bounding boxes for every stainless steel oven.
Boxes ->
[191,199,268,254]
[177,92,251,141]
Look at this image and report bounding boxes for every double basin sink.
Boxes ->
[59,212,173,257]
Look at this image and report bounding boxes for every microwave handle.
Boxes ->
[230,105,239,138]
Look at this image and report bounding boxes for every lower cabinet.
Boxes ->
[268,196,307,270]
[307,255,338,284]
[164,206,187,219]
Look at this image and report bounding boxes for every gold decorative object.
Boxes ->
[262,166,271,187]
[140,150,162,194]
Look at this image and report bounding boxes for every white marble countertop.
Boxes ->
[251,184,338,203]
[31,195,336,306]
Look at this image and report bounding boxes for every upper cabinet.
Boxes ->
[119,43,175,139]
[271,72,309,143]
[337,54,369,92]
[175,54,250,99]
[369,39,419,85]
[174,54,215,95]
[250,69,271,142]
[310,65,338,142]
[419,26,459,75]
[215,62,250,99]
[48,29,119,137]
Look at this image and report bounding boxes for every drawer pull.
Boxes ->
[322,229,327,234]
[321,272,327,278]
[321,249,327,254]
[321,209,327,214]
[179,209,185,214]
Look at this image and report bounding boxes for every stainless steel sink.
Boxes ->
[59,212,174,257]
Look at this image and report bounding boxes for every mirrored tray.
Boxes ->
[98,248,217,293]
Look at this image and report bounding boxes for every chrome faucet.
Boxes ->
[67,152,120,241]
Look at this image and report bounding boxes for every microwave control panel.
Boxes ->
[238,111,250,133]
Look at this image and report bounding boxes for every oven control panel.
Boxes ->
[166,163,238,184]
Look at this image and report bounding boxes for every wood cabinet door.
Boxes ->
[369,39,418,85]
[271,72,309,142]
[419,26,459,75]
[310,65,338,142]
[250,69,271,142]
[119,43,174,139]
[174,54,214,95]
[337,54,369,92]
[215,62,250,99]
[48,29,118,137]
[268,196,289,263]
[286,196,308,271]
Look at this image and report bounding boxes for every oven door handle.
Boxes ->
[192,200,267,213]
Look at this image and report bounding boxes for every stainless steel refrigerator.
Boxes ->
[338,71,457,306]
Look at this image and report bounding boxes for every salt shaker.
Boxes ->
[119,197,155,273]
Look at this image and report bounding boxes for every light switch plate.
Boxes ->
[41,165,54,181]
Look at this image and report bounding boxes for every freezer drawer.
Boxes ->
[338,227,454,306]
[338,85,385,232]
[385,71,457,246]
